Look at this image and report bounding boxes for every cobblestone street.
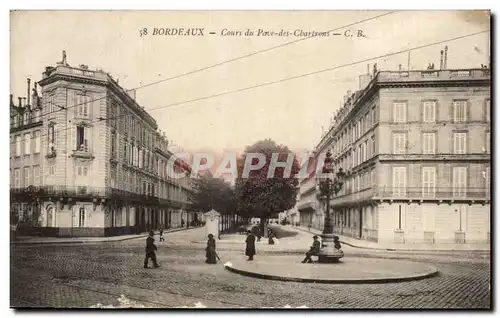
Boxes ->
[10,228,491,309]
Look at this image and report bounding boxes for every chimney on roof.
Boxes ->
[18,97,22,107]
[27,78,31,106]
[128,89,136,100]
[444,46,448,69]
[10,94,14,108]
[440,50,444,69]
[23,97,27,108]
[358,72,372,90]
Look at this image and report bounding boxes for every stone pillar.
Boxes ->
[204,209,221,240]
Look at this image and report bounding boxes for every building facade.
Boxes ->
[10,55,202,237]
[313,66,490,244]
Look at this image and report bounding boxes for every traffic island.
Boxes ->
[224,255,439,284]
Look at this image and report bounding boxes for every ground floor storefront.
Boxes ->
[11,198,203,238]
[329,202,490,244]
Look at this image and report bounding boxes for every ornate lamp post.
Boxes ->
[316,150,346,263]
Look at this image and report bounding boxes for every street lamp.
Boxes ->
[316,149,346,263]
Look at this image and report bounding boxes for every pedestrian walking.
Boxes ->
[144,230,160,269]
[181,218,185,228]
[159,228,165,242]
[205,234,217,264]
[268,230,275,245]
[302,235,321,263]
[245,230,256,261]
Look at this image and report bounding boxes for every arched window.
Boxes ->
[46,206,53,227]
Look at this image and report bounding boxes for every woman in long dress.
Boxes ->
[205,234,217,264]
[245,230,256,261]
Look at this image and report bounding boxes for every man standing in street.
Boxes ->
[144,230,160,269]
[245,230,256,261]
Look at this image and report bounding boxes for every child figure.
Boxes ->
[159,228,165,242]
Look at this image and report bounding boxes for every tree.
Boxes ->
[188,174,236,215]
[234,139,300,236]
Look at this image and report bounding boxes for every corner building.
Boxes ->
[10,56,200,237]
[316,68,491,244]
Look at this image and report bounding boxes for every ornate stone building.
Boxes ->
[10,53,201,237]
[309,64,490,244]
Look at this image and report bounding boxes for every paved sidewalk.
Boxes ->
[11,226,201,245]
[293,226,491,252]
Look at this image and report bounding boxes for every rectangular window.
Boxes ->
[453,167,467,197]
[34,109,41,123]
[15,135,21,157]
[33,165,41,186]
[371,135,376,157]
[76,94,90,118]
[23,167,30,187]
[453,100,467,122]
[363,139,368,161]
[393,102,407,123]
[393,132,406,154]
[392,167,406,197]
[422,132,436,154]
[358,145,362,164]
[48,125,55,152]
[423,101,436,123]
[76,126,89,151]
[48,164,55,175]
[422,167,436,197]
[453,132,467,154]
[111,133,116,158]
[46,94,55,119]
[24,133,31,155]
[485,99,490,122]
[34,130,41,153]
[76,165,88,177]
[123,141,128,163]
[486,132,490,154]
[111,169,117,187]
[79,207,85,227]
[14,168,20,187]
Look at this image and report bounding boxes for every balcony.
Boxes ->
[297,200,318,211]
[328,186,489,206]
[376,187,490,201]
[10,184,195,209]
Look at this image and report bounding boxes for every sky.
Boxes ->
[10,10,490,159]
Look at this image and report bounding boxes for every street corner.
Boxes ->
[223,255,439,284]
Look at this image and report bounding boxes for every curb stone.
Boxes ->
[224,263,440,284]
[10,227,199,246]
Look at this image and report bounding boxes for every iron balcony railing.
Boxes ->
[10,185,189,205]
[376,187,490,200]
[328,186,490,205]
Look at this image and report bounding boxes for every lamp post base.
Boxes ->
[317,233,344,263]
